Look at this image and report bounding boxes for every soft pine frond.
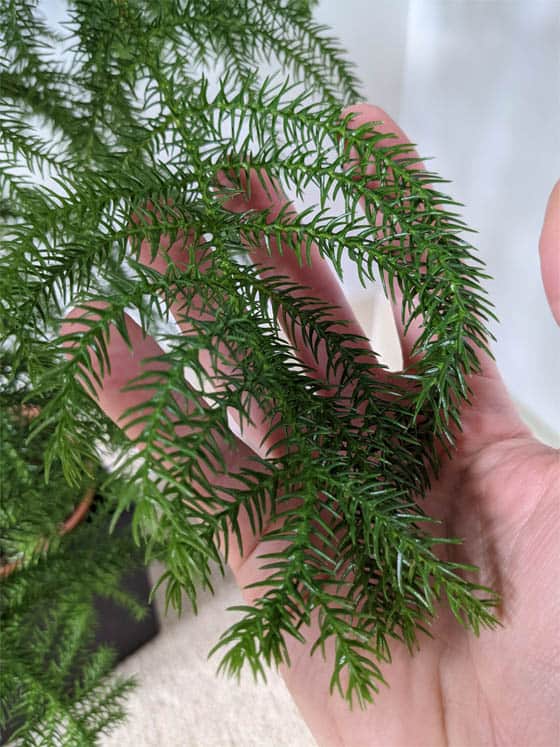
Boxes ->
[1,0,500,722]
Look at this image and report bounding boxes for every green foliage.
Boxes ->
[0,503,142,746]
[1,350,146,744]
[1,0,500,726]
[0,351,97,565]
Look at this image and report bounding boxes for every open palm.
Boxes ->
[270,340,559,747]
[64,106,559,747]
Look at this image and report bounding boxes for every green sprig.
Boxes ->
[1,0,500,732]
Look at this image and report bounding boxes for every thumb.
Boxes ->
[539,179,560,325]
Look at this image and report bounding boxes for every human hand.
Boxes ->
[63,105,559,747]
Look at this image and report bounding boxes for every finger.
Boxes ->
[60,303,270,577]
[539,179,560,325]
[214,166,384,399]
[130,201,216,364]
[339,104,536,456]
[62,302,165,438]
[340,103,427,371]
[341,104,506,383]
[131,201,286,456]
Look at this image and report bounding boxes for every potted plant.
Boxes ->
[0,351,158,744]
[1,0,508,742]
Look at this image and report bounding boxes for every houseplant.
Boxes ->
[1,0,503,741]
[0,350,158,744]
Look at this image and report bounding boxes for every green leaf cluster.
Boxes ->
[1,0,500,724]
[1,350,147,744]
[1,504,142,746]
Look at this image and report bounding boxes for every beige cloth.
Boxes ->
[101,564,317,747]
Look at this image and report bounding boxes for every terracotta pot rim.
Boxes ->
[0,485,96,580]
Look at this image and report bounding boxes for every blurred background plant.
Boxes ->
[0,349,150,745]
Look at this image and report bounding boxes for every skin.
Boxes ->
[63,105,559,747]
